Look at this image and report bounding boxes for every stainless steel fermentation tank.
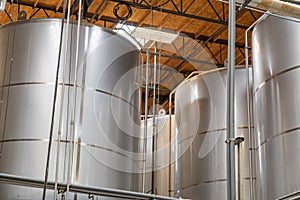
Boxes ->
[141,114,175,197]
[0,19,140,199]
[175,68,254,199]
[252,16,300,199]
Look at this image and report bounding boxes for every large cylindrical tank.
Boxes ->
[252,16,300,199]
[141,113,175,197]
[175,68,254,199]
[0,19,140,199]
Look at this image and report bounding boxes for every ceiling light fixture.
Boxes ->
[131,27,178,44]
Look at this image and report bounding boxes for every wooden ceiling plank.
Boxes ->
[156,3,211,66]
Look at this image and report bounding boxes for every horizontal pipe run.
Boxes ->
[140,50,223,67]
[277,191,300,200]
[219,0,300,24]
[0,173,178,200]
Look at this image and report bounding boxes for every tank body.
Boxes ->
[175,68,254,199]
[141,114,175,197]
[252,16,300,199]
[0,19,140,199]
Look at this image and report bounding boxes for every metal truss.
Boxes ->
[108,0,249,29]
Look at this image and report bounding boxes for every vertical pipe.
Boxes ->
[54,0,72,199]
[142,50,149,193]
[42,0,69,198]
[245,27,253,200]
[226,0,236,199]
[66,0,82,199]
[168,93,173,197]
[151,44,158,195]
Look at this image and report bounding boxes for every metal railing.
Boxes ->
[0,173,178,200]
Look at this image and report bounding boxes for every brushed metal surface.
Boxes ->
[174,68,254,200]
[141,115,175,197]
[252,16,300,200]
[0,19,140,199]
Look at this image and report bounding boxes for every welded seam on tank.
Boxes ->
[0,28,15,160]
[180,177,255,190]
[178,126,252,145]
[0,82,139,112]
[260,126,300,147]
[0,138,137,163]
[0,28,12,158]
[253,65,300,95]
[180,179,227,190]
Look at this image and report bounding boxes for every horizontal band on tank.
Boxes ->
[181,177,255,190]
[178,126,252,145]
[260,126,300,147]
[244,177,257,180]
[181,179,227,190]
[253,65,300,96]
[0,138,137,163]
[0,81,139,111]
[198,126,251,135]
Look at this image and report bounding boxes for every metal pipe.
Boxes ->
[151,44,158,194]
[54,0,72,199]
[276,191,300,200]
[141,50,149,193]
[226,0,236,199]
[219,0,300,23]
[238,0,253,12]
[168,101,172,197]
[245,13,269,200]
[42,0,71,198]
[0,173,178,200]
[66,0,82,198]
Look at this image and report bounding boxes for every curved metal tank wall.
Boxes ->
[175,68,254,199]
[252,16,300,199]
[140,114,175,197]
[0,19,140,199]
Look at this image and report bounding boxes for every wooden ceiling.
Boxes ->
[0,0,263,113]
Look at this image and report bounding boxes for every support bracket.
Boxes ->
[225,136,245,145]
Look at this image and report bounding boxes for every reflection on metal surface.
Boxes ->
[0,82,138,110]
[260,126,300,146]
[253,65,300,95]
[178,126,252,146]
[0,138,136,161]
[253,15,300,199]
[175,68,254,200]
[0,19,140,199]
[141,115,175,197]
